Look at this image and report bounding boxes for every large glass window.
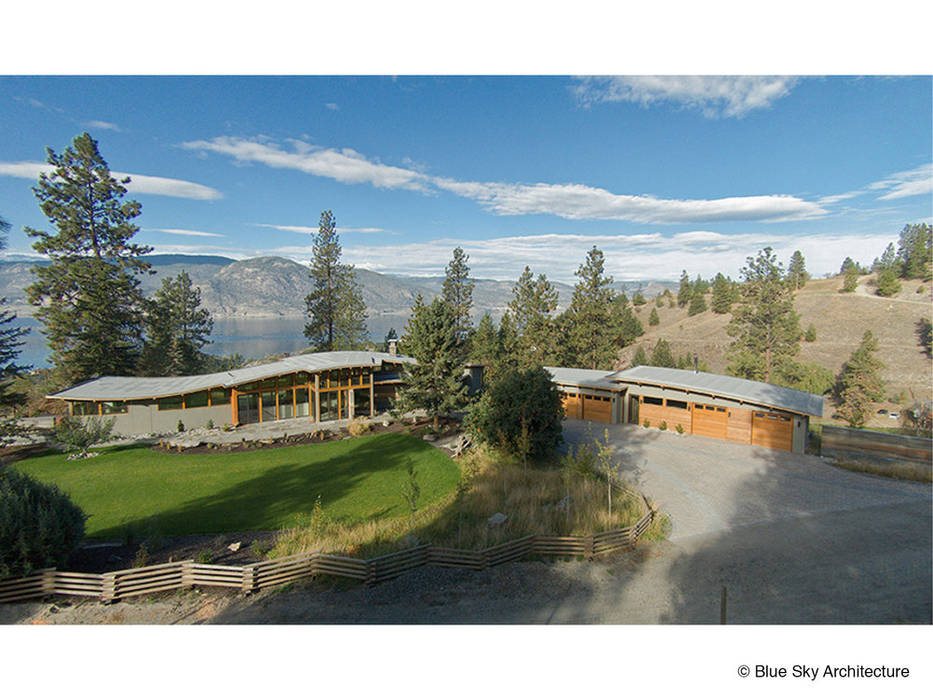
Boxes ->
[210,388,231,405]
[100,401,127,415]
[295,387,310,418]
[319,390,338,422]
[158,395,184,411]
[72,401,98,416]
[261,391,276,421]
[278,389,294,419]
[237,393,259,424]
[185,391,208,408]
[353,388,371,416]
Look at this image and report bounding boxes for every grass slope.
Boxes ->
[13,433,460,539]
[624,276,932,427]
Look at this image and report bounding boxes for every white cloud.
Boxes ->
[671,231,726,243]
[145,228,226,238]
[573,76,799,118]
[868,163,933,200]
[180,137,429,191]
[253,223,387,235]
[84,120,121,132]
[325,103,339,111]
[0,161,222,200]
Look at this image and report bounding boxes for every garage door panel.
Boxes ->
[727,407,753,444]
[752,411,793,451]
[692,404,728,439]
[561,393,582,420]
[582,396,612,423]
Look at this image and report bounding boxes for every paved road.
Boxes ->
[561,419,931,541]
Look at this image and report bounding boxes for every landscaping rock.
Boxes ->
[227,541,241,552]
[488,512,508,527]
[423,434,437,442]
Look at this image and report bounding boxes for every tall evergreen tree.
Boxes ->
[648,339,676,368]
[497,311,521,370]
[139,271,214,376]
[469,312,501,367]
[508,266,559,367]
[0,215,29,424]
[711,272,734,313]
[836,331,885,428]
[395,295,468,430]
[726,247,801,383]
[688,289,708,316]
[873,242,898,273]
[615,296,644,346]
[692,274,709,296]
[25,133,152,385]
[564,247,618,369]
[787,250,808,290]
[630,346,648,367]
[876,267,902,297]
[442,246,475,349]
[677,270,692,307]
[304,210,367,351]
[842,266,859,292]
[896,222,932,280]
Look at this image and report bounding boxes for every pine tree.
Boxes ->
[711,273,734,313]
[726,247,801,383]
[25,133,152,385]
[442,246,475,350]
[648,307,660,326]
[562,247,619,369]
[630,346,648,367]
[677,270,692,307]
[615,297,644,346]
[839,257,857,275]
[842,266,859,292]
[632,291,647,306]
[304,210,367,351]
[139,271,214,376]
[0,215,29,424]
[497,311,521,371]
[508,266,559,367]
[876,267,902,297]
[804,323,817,342]
[787,250,808,290]
[469,312,500,367]
[692,274,709,296]
[649,339,676,368]
[896,223,932,280]
[836,331,885,428]
[395,295,468,430]
[688,290,707,316]
[383,327,398,352]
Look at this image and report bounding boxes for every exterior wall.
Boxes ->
[75,402,232,436]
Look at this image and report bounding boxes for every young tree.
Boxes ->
[711,272,734,313]
[876,267,902,297]
[508,266,559,367]
[304,210,367,351]
[442,246,475,350]
[787,250,808,290]
[395,295,468,431]
[726,247,801,383]
[632,291,647,306]
[688,290,708,316]
[564,247,618,369]
[139,271,214,376]
[896,223,932,280]
[677,270,692,307]
[0,215,29,427]
[648,307,660,326]
[692,274,709,296]
[25,133,152,385]
[842,266,859,292]
[630,346,648,367]
[804,323,817,342]
[840,257,858,275]
[648,338,676,368]
[836,331,885,428]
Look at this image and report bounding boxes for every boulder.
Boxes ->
[487,512,508,528]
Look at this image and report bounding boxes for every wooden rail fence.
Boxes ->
[0,510,654,604]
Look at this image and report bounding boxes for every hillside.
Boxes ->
[621,275,933,427]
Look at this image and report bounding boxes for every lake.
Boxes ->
[10,314,409,368]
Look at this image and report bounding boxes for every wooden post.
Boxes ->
[42,569,56,597]
[101,572,117,604]
[720,585,727,624]
[231,388,238,425]
[584,534,594,560]
[242,565,256,595]
[370,374,375,417]
[314,374,320,422]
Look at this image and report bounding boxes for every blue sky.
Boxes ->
[0,75,930,283]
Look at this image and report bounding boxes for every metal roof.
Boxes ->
[545,366,620,392]
[48,351,415,402]
[607,366,825,417]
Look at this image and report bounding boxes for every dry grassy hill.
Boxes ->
[621,275,932,428]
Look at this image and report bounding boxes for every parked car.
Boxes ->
[877,409,888,415]
[888,412,899,420]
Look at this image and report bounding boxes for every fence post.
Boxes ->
[101,572,116,604]
[584,534,594,560]
[365,560,376,587]
[181,561,193,588]
[42,569,56,597]
[241,565,256,595]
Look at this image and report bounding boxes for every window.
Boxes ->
[295,387,310,418]
[353,388,371,416]
[100,401,127,415]
[642,396,663,406]
[238,382,258,392]
[278,389,294,419]
[260,377,277,390]
[210,388,231,405]
[296,372,310,385]
[667,399,688,410]
[716,407,726,413]
[158,395,184,411]
[185,391,208,408]
[72,401,98,416]
[261,391,276,421]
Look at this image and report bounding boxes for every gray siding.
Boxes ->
[80,402,233,436]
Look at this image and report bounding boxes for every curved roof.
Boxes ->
[608,366,824,417]
[48,351,414,402]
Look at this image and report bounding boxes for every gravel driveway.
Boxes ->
[561,419,931,540]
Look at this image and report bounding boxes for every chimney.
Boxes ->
[387,338,398,356]
[693,354,698,374]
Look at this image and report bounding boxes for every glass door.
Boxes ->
[237,393,260,424]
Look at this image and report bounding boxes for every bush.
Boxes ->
[177,420,185,433]
[206,418,214,430]
[466,366,563,460]
[675,424,685,434]
[0,466,86,578]
[54,415,114,457]
[659,421,668,431]
[643,419,650,428]
[804,324,817,342]
[348,417,371,437]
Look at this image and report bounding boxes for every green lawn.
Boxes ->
[13,433,460,539]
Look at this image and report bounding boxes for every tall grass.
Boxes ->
[269,446,647,559]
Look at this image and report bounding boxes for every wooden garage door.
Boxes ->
[561,392,583,420]
[582,395,612,423]
[638,396,691,431]
[751,411,793,451]
[726,407,753,444]
[692,403,729,440]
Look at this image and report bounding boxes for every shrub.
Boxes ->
[176,420,185,433]
[659,421,668,431]
[206,418,214,430]
[643,419,651,428]
[0,466,86,578]
[54,415,114,457]
[675,424,685,434]
[348,417,371,437]
[466,366,563,460]
[804,324,817,342]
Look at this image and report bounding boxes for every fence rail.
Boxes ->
[0,510,654,604]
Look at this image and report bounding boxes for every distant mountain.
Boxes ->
[0,254,677,324]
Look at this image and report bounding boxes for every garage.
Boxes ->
[582,395,612,423]
[561,392,582,419]
[547,367,624,425]
[692,403,729,440]
[751,411,794,451]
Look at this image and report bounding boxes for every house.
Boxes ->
[47,351,414,435]
[547,365,824,453]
